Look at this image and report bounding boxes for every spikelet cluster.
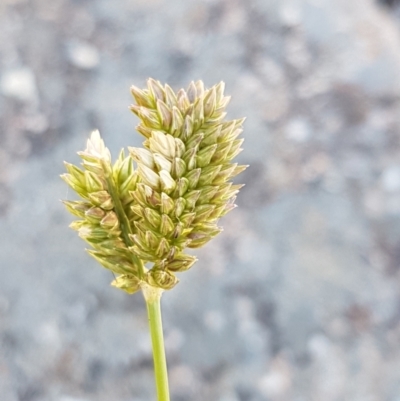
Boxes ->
[62,79,246,294]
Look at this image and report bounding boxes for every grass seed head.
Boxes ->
[62,79,247,294]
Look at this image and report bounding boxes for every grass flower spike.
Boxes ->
[62,79,246,294]
[62,79,246,401]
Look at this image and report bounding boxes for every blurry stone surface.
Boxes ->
[1,0,400,400]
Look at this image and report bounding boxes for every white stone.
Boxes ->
[258,356,292,398]
[258,371,289,398]
[203,309,226,332]
[382,165,400,192]
[286,117,311,142]
[1,67,38,102]
[36,321,61,348]
[308,333,331,359]
[280,3,302,27]
[67,40,100,70]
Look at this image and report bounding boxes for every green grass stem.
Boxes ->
[142,284,170,401]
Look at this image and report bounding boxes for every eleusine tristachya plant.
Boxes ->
[61,79,246,401]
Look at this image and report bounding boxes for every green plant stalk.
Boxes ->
[142,283,170,401]
[101,159,145,280]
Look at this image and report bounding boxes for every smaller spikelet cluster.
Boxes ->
[61,131,142,292]
[62,79,246,294]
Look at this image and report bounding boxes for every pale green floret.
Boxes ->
[62,79,247,294]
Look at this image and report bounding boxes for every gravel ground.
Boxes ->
[2,0,400,400]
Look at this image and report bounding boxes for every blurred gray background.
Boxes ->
[1,0,400,400]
